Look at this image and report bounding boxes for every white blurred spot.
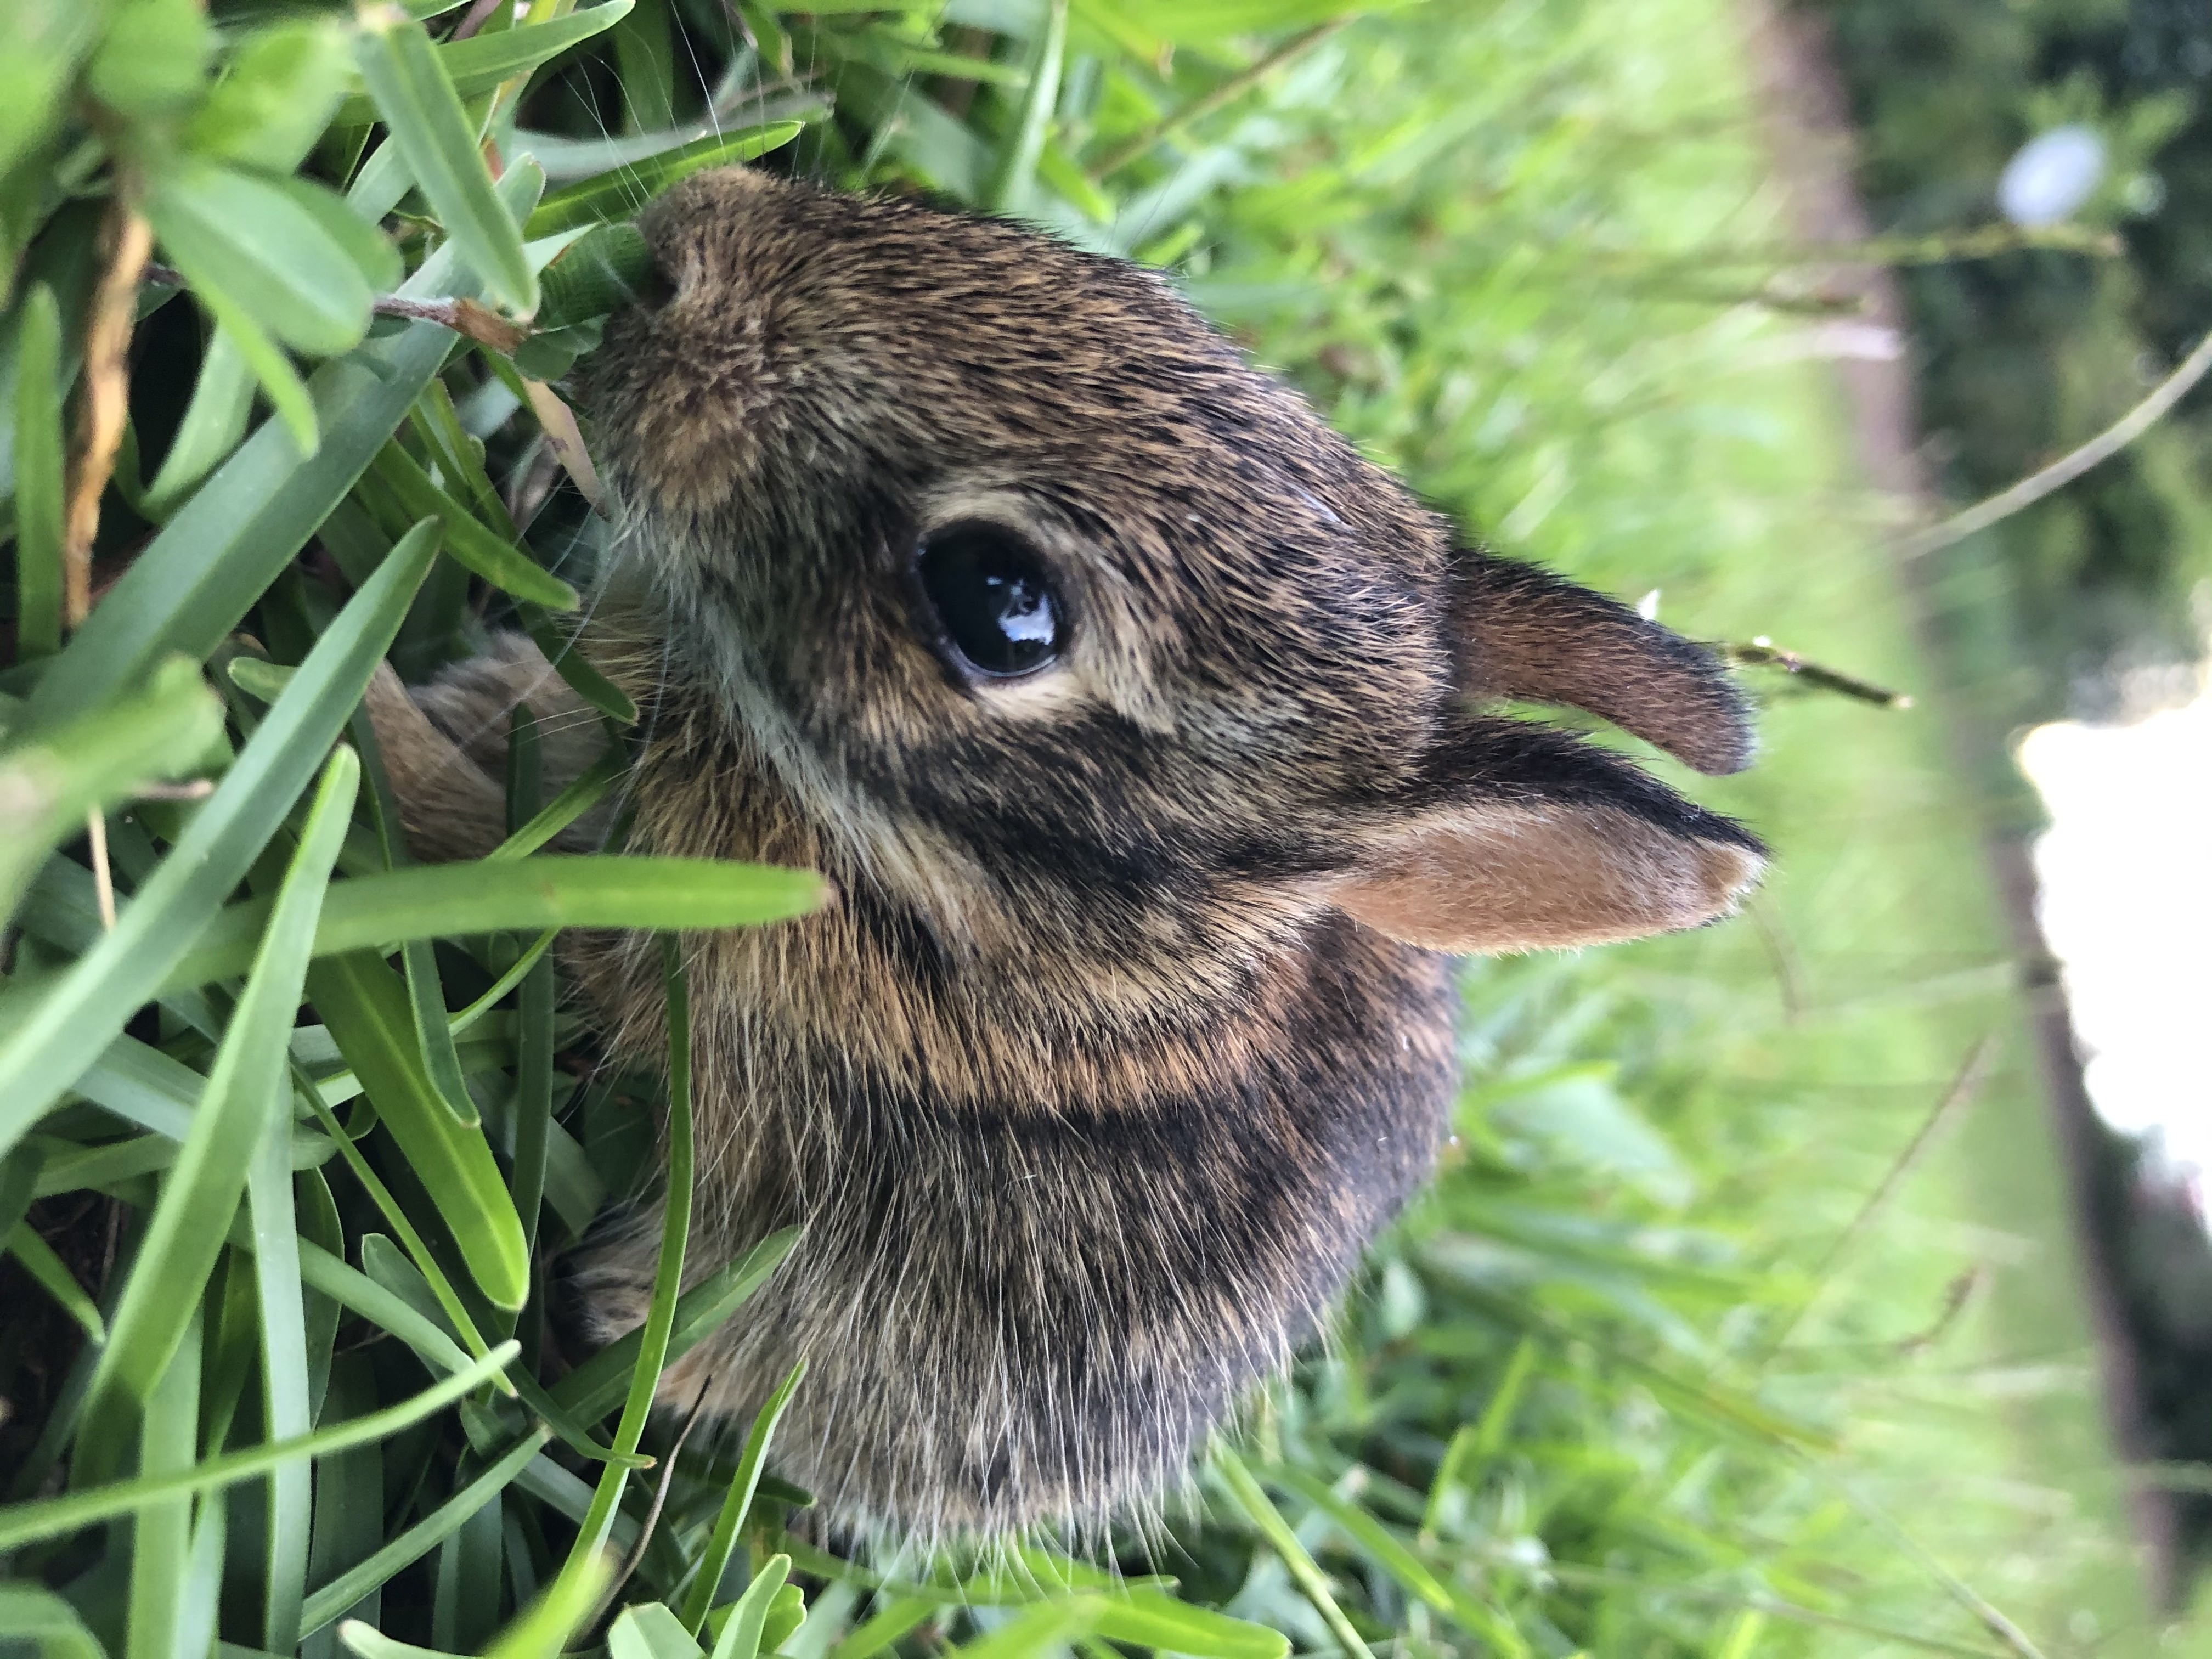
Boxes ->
[1999,126,2107,227]
[2018,684,2212,1175]
[1636,589,1661,620]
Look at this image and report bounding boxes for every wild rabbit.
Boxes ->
[366,166,1763,1544]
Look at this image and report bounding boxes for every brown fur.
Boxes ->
[366,168,1764,1542]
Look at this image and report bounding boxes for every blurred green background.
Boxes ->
[3,0,2210,1655]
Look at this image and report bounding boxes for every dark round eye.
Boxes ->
[916,521,1064,678]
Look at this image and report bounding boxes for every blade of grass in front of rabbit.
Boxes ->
[473,1548,616,1659]
[347,669,482,1131]
[680,1360,808,1634]
[298,1427,551,1641]
[0,1345,519,1553]
[554,933,697,1622]
[1212,1447,1376,1659]
[67,739,363,1480]
[506,699,555,1359]
[284,1049,501,1372]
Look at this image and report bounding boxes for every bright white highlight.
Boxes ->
[1999,126,2107,227]
[2019,686,2212,1173]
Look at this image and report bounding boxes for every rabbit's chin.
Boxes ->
[560,912,1457,1545]
[566,1222,1308,1551]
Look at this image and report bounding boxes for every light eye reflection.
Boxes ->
[917,521,1065,678]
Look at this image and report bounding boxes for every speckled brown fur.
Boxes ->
[368,168,1765,1543]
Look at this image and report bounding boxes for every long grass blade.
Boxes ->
[505,704,553,1356]
[144,325,257,518]
[823,1598,935,1659]
[478,1551,617,1659]
[286,1065,501,1367]
[3,1222,107,1342]
[521,612,637,726]
[177,1497,228,1659]
[939,1599,1101,1659]
[488,748,628,861]
[125,1310,202,1659]
[1211,1446,1375,1659]
[0,522,438,1155]
[10,282,65,659]
[551,938,696,1605]
[450,928,557,1038]
[524,121,805,236]
[354,13,540,314]
[609,1602,704,1659]
[680,1362,806,1633]
[301,1430,551,1638]
[341,4,636,129]
[706,1553,792,1659]
[369,439,578,610]
[549,1228,799,1424]
[74,746,359,1469]
[159,856,827,995]
[305,946,530,1310]
[1269,1463,1528,1658]
[983,0,1068,213]
[1088,1594,1289,1659]
[249,1112,316,1654]
[1423,1334,1536,1538]
[0,1342,517,1551]
[239,1221,472,1379]
[349,700,482,1132]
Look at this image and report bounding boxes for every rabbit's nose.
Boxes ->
[634,249,679,314]
[618,244,678,317]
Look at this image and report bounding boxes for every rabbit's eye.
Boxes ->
[917,522,1063,678]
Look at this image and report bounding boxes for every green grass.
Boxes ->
[0,0,2192,1655]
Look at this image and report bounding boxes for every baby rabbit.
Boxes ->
[366,167,1764,1543]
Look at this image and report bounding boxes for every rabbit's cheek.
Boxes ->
[955,672,1088,724]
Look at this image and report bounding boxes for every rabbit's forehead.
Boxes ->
[603,170,1456,740]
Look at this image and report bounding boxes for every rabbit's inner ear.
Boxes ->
[1451,553,1754,777]
[1331,797,1764,955]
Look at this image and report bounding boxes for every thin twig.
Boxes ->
[1717,637,1912,707]
[72,198,149,939]
[141,263,528,353]
[1613,221,2120,276]
[594,1378,715,1628]
[70,198,153,625]
[132,779,216,804]
[86,811,116,930]
[1746,898,1806,1024]
[1492,1556,2013,1659]
[449,0,506,41]
[1819,1468,2052,1659]
[1893,1265,1988,1358]
[1898,321,2212,560]
[1820,1036,1994,1282]
[1766,1036,1995,1355]
[1090,20,1349,180]
[374,295,529,353]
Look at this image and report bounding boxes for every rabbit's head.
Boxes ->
[579,167,1762,1017]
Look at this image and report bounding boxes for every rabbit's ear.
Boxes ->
[1450,553,1753,776]
[1331,721,1764,954]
